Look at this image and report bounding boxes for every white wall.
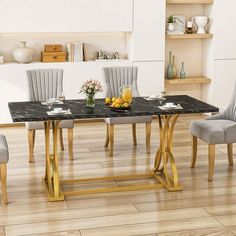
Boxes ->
[0,0,133,32]
[130,0,165,61]
[204,0,236,109]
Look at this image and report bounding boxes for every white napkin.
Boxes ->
[47,109,72,115]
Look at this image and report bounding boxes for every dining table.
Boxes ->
[8,95,219,202]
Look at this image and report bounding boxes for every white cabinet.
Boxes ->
[131,0,165,61]
[67,0,133,32]
[133,61,164,96]
[0,0,67,32]
[213,0,236,59]
[0,0,133,33]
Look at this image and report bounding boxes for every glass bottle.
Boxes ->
[167,51,173,80]
[180,62,186,79]
[172,55,178,79]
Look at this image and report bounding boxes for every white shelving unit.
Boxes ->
[165,0,213,100]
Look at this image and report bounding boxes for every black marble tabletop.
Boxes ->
[8,95,219,122]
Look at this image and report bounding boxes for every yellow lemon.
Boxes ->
[105,97,111,104]
[124,102,129,108]
[115,103,121,108]
[112,97,116,102]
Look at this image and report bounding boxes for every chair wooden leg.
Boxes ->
[68,128,74,161]
[132,124,137,146]
[191,135,198,168]
[208,144,215,182]
[32,130,35,150]
[227,143,233,166]
[104,124,109,148]
[108,124,114,157]
[0,163,8,204]
[146,122,151,154]
[59,128,64,151]
[28,130,35,163]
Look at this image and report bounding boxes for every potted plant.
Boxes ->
[167,15,175,32]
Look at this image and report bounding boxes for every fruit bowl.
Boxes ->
[105,97,131,110]
[110,106,131,111]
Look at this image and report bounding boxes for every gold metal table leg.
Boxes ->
[42,121,64,201]
[153,114,182,191]
[41,114,182,202]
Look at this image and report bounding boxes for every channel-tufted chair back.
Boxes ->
[103,67,139,98]
[219,82,236,121]
[26,69,63,101]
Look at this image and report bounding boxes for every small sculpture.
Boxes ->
[186,21,194,34]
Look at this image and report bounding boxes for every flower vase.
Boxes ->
[172,55,178,79]
[180,62,186,79]
[167,51,173,80]
[86,94,95,108]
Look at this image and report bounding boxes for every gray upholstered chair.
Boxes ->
[26,69,74,162]
[190,82,236,181]
[0,134,9,204]
[103,66,152,157]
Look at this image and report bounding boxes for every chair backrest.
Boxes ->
[26,69,63,101]
[103,67,139,97]
[220,81,236,121]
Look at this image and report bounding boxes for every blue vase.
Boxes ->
[167,51,173,80]
[180,62,186,79]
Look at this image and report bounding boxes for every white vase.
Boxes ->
[192,16,211,34]
[13,41,34,63]
[168,23,175,32]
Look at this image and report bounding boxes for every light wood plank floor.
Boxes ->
[1,114,236,235]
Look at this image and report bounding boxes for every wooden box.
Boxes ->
[44,44,62,52]
[41,52,66,63]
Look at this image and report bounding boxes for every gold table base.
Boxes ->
[43,114,182,202]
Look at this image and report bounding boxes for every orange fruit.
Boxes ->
[115,97,124,104]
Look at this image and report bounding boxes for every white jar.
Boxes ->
[13,41,34,63]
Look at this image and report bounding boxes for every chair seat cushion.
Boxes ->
[104,116,152,125]
[190,120,235,144]
[0,135,9,163]
[25,120,74,130]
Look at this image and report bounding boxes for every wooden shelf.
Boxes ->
[165,77,211,85]
[166,33,213,40]
[167,0,213,4]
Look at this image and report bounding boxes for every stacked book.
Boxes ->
[67,41,84,62]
